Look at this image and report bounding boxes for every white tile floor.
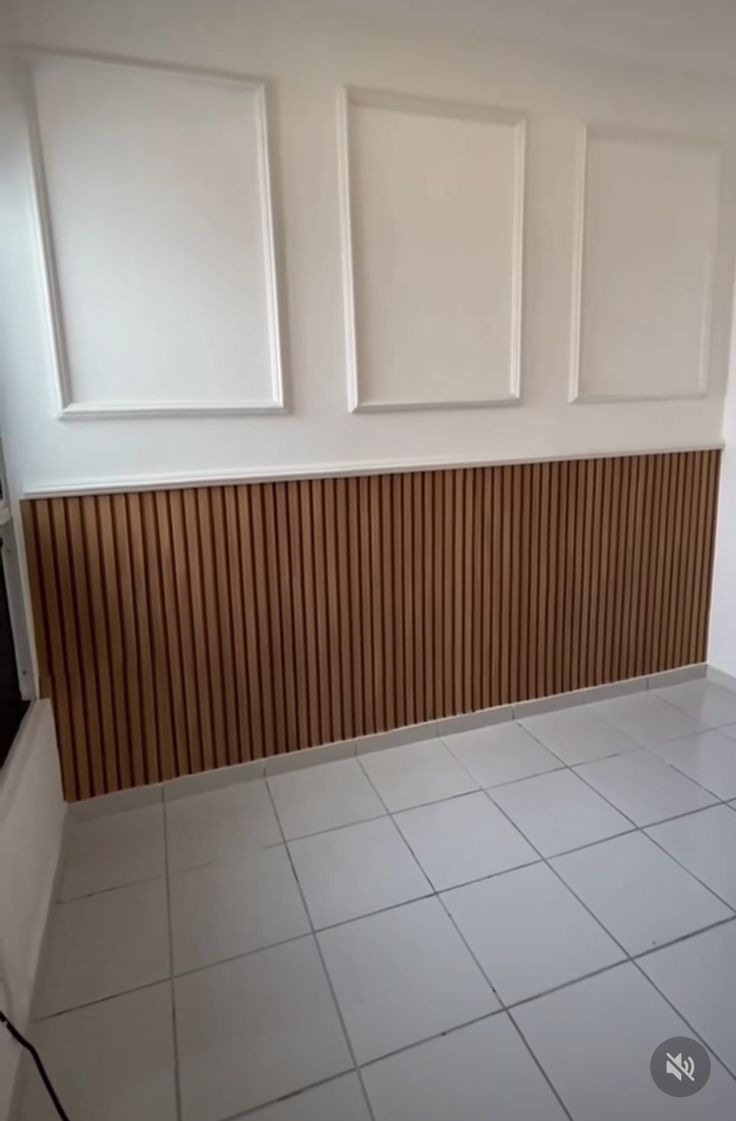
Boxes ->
[19,678,736,1120]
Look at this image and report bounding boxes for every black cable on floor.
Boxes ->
[1,1008,71,1121]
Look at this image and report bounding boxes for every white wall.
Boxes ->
[708,289,736,677]
[3,0,736,501]
[0,703,65,1120]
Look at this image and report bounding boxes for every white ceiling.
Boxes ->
[327,0,736,80]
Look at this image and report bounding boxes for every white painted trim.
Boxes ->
[20,442,723,499]
[338,86,526,413]
[19,47,285,419]
[569,121,722,406]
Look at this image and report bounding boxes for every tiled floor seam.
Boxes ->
[481,784,736,1082]
[355,741,577,1121]
[161,784,184,1121]
[263,775,378,1121]
[556,753,736,917]
[443,717,736,1089]
[43,693,736,1119]
[210,1069,367,1121]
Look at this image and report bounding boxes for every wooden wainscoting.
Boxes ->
[22,450,720,800]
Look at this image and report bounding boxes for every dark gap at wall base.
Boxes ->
[21,450,721,801]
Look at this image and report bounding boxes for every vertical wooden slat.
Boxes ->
[688,452,710,666]
[499,467,512,705]
[246,486,275,757]
[381,475,396,731]
[430,470,441,717]
[126,493,158,786]
[471,469,483,712]
[537,462,551,699]
[518,465,531,701]
[261,482,286,753]
[402,473,415,726]
[210,487,241,766]
[22,451,721,800]
[335,478,355,738]
[197,489,229,769]
[392,474,406,730]
[287,482,310,748]
[225,485,256,762]
[140,491,175,782]
[480,468,493,709]
[111,494,147,787]
[66,497,105,795]
[156,491,191,778]
[49,500,91,800]
[697,450,720,660]
[98,495,132,790]
[347,476,366,737]
[553,461,568,695]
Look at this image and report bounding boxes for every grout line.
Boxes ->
[475,777,736,1087]
[161,792,184,1121]
[263,777,378,1121]
[559,757,736,917]
[504,1009,576,1121]
[211,1069,363,1121]
[365,743,577,1116]
[45,690,736,1117]
[354,1006,507,1071]
[262,809,389,846]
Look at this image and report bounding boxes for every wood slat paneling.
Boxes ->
[22,450,721,800]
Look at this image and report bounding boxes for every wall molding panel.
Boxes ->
[24,48,285,418]
[570,122,722,404]
[22,449,720,800]
[338,87,526,412]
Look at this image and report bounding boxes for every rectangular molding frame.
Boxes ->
[569,121,721,405]
[338,86,526,413]
[22,449,720,800]
[21,46,286,419]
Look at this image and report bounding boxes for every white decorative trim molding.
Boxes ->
[569,121,721,405]
[338,86,526,413]
[20,441,723,499]
[21,47,285,419]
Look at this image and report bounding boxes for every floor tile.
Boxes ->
[268,759,385,840]
[363,1013,568,1121]
[574,748,715,825]
[170,845,310,973]
[514,963,736,1121]
[35,878,169,1017]
[490,769,631,856]
[442,722,561,788]
[657,680,736,728]
[289,816,430,928]
[520,706,640,765]
[394,791,537,891]
[647,805,736,907]
[591,693,708,746]
[639,921,736,1071]
[175,937,352,1121]
[18,983,176,1121]
[442,863,623,1005]
[649,731,736,799]
[165,779,280,871]
[59,804,164,899]
[552,831,730,954]
[318,897,498,1063]
[358,738,477,812]
[242,1075,371,1121]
